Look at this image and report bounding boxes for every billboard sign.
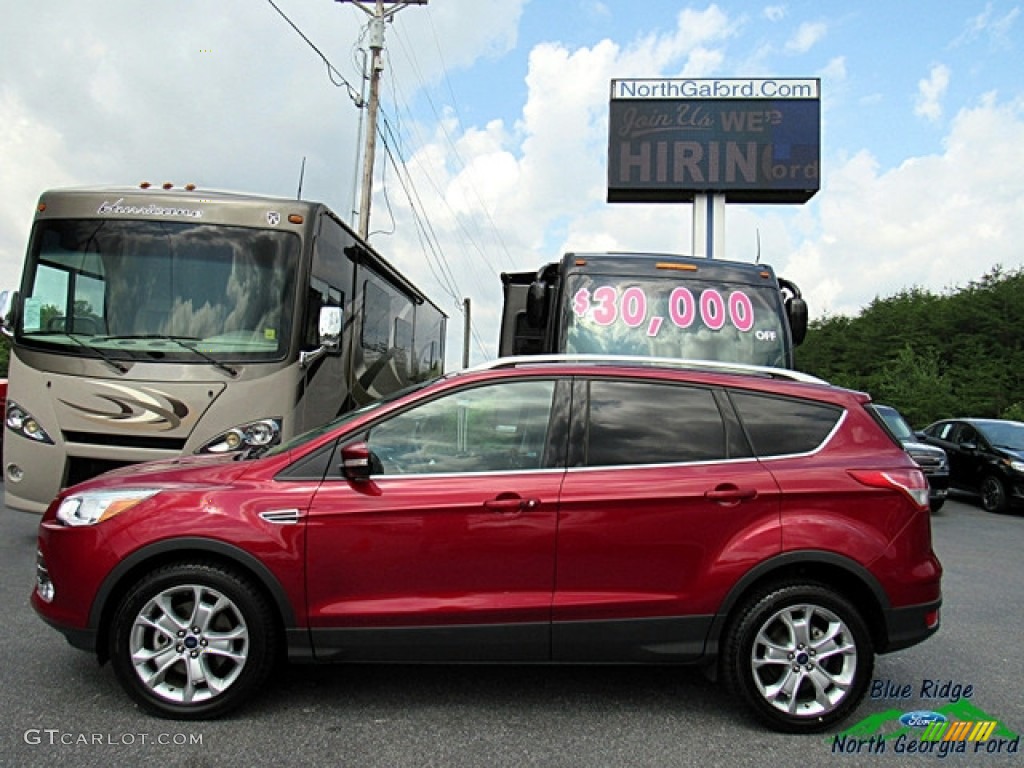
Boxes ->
[608,78,821,204]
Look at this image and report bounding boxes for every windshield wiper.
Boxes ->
[993,443,1024,452]
[58,333,130,374]
[93,334,239,377]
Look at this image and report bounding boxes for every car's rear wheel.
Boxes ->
[980,475,1007,513]
[722,583,874,733]
[929,498,945,512]
[109,562,278,719]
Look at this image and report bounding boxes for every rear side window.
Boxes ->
[730,391,842,457]
[583,381,727,466]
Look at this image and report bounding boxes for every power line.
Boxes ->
[389,22,516,275]
[265,0,363,107]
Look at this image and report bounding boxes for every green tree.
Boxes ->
[796,265,1024,426]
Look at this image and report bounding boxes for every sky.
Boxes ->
[1,1,1022,368]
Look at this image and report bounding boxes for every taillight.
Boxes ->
[848,468,930,508]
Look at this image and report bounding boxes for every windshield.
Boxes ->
[563,273,790,367]
[977,421,1024,451]
[874,405,915,441]
[18,219,299,362]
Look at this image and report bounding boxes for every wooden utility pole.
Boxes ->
[337,0,428,240]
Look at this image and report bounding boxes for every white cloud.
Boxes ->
[952,3,1020,49]
[785,21,827,54]
[784,94,1024,319]
[915,63,951,121]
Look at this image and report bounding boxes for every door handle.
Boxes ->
[704,485,758,503]
[484,494,540,513]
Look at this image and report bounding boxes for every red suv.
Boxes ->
[32,357,942,732]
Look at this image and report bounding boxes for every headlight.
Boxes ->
[56,488,161,527]
[199,418,281,454]
[1008,459,1024,474]
[6,399,55,444]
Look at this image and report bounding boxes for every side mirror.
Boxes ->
[0,289,17,338]
[340,441,373,482]
[525,281,548,327]
[778,277,808,347]
[787,296,808,346]
[318,305,342,352]
[300,305,343,368]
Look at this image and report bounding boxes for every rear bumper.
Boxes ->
[880,597,942,653]
[925,472,949,499]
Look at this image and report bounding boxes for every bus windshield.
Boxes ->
[19,219,299,362]
[563,273,789,367]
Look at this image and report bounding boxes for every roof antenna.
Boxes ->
[755,228,761,264]
[296,156,306,200]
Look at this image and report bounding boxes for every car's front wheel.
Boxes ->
[722,583,874,733]
[109,562,278,719]
[980,475,1007,513]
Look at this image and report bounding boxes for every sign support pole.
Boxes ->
[692,193,726,259]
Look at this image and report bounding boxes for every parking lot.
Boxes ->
[1,489,1021,768]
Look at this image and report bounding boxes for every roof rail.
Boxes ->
[464,354,828,384]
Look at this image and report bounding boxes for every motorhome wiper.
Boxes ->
[93,334,239,377]
[61,333,130,374]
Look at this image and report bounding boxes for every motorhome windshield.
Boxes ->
[563,273,789,367]
[19,219,299,362]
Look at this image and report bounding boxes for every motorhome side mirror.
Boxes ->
[340,441,373,482]
[318,306,342,353]
[525,281,548,327]
[787,297,808,346]
[0,290,16,338]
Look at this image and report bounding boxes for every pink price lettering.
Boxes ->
[572,286,755,336]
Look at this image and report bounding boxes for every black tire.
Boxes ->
[721,582,874,733]
[980,475,1007,513]
[109,562,278,720]
[929,498,945,513]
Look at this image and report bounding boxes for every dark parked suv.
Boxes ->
[872,405,949,511]
[32,357,942,733]
[919,418,1024,513]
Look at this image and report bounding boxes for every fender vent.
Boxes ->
[259,509,302,525]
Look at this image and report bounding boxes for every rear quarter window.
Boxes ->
[730,391,842,457]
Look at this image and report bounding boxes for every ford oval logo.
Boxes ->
[900,711,948,728]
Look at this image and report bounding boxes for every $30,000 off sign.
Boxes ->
[572,285,756,338]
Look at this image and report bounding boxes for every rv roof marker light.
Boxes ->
[656,262,698,272]
[139,181,152,189]
[288,214,304,225]
[162,182,173,190]
[185,183,196,192]
[37,203,46,213]
[575,259,587,266]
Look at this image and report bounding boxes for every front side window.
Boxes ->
[19,219,299,361]
[366,379,557,475]
[563,273,789,367]
[581,380,728,467]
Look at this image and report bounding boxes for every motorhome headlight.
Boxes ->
[200,418,282,454]
[56,488,162,527]
[5,400,55,444]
